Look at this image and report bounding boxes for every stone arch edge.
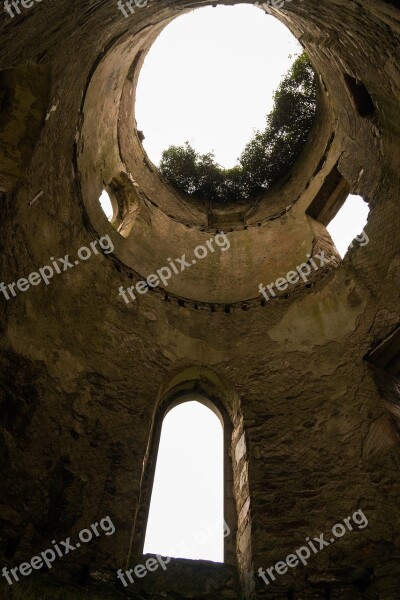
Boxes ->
[128,365,255,598]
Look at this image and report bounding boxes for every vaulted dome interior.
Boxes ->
[0,1,399,599]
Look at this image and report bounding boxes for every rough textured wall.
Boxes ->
[0,0,400,599]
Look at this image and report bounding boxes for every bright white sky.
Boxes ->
[99,189,113,220]
[143,401,224,562]
[327,194,370,257]
[102,5,370,256]
[135,4,302,169]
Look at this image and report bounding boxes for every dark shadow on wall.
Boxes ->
[0,64,50,193]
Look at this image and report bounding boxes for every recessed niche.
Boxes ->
[343,73,376,120]
[306,164,350,226]
[4,537,20,560]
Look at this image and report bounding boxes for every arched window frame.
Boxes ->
[128,370,250,572]
[138,390,236,564]
[142,392,227,561]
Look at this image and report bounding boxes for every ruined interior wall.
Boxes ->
[0,1,400,599]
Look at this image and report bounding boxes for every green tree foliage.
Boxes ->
[159,52,317,204]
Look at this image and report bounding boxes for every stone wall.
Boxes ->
[0,1,399,598]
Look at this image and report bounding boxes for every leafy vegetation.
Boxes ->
[159,52,317,204]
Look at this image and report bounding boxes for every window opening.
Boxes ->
[143,400,224,562]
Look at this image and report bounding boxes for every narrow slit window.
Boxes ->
[327,194,370,258]
[143,400,224,562]
[99,189,114,221]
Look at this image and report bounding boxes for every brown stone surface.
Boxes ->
[0,0,400,599]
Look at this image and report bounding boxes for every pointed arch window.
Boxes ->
[143,397,225,562]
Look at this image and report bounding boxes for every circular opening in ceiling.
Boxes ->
[135,4,318,206]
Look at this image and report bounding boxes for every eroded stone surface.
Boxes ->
[0,1,400,599]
